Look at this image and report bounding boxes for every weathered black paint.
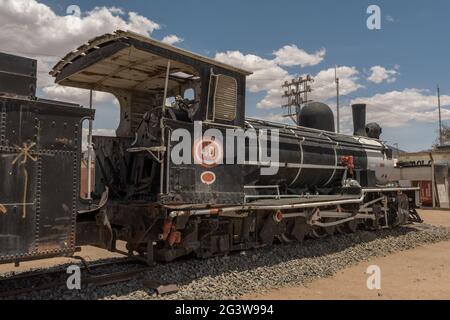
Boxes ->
[0,52,37,98]
[0,96,92,264]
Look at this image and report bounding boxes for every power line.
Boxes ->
[281,75,314,124]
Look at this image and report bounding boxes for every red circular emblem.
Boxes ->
[192,137,223,168]
[200,171,216,185]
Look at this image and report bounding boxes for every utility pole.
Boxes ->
[437,85,443,146]
[87,89,93,200]
[281,75,314,125]
[335,65,340,133]
[394,142,399,158]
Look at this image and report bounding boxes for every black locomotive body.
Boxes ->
[0,31,421,265]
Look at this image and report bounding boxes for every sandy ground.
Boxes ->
[1,209,450,300]
[243,209,450,300]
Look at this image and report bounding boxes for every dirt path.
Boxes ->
[243,209,450,300]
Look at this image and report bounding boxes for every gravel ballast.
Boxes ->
[3,223,450,300]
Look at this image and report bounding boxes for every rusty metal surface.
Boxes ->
[0,96,93,264]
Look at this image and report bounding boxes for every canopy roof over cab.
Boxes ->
[50,30,252,93]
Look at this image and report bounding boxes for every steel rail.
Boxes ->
[0,258,149,299]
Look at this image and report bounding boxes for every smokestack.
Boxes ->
[352,104,367,136]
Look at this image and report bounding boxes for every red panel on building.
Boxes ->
[419,181,432,206]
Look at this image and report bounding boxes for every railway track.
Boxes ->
[0,258,153,299]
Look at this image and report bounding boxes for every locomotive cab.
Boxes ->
[51,30,251,206]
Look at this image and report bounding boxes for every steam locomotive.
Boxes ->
[0,30,421,265]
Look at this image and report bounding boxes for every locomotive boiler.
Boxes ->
[0,30,421,266]
[243,106,394,192]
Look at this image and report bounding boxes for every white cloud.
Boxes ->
[214,51,290,93]
[257,88,286,109]
[214,46,364,110]
[386,15,395,22]
[106,7,125,15]
[350,88,450,128]
[215,44,327,96]
[311,66,363,101]
[252,112,290,124]
[82,128,116,150]
[161,34,184,45]
[257,88,450,136]
[0,1,161,57]
[0,0,182,105]
[273,45,326,67]
[257,66,362,109]
[42,85,118,107]
[367,65,398,84]
[36,56,60,88]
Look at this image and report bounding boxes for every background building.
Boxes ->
[396,145,450,208]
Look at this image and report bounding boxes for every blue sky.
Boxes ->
[7,0,450,151]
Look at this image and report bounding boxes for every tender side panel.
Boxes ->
[0,101,38,261]
[0,98,91,264]
[37,152,77,253]
[0,149,37,258]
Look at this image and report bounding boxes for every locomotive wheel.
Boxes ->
[309,227,326,239]
[388,194,410,227]
[336,219,358,233]
[287,217,310,242]
[363,204,382,230]
[323,218,336,235]
[310,218,336,238]
[278,217,309,242]
[336,220,346,234]
[278,234,294,243]
[348,219,358,232]
[310,225,330,238]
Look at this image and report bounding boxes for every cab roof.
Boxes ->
[50,30,252,93]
